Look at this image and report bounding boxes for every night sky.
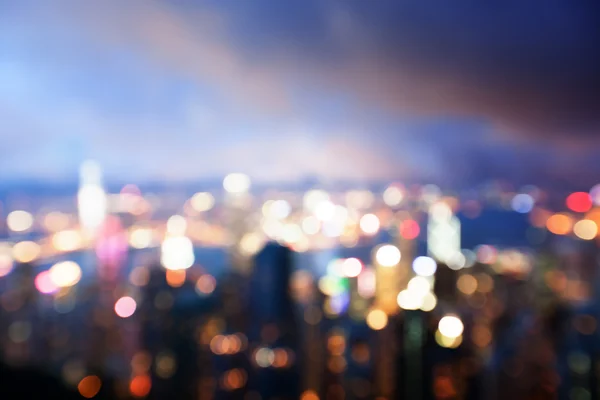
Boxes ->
[2,1,600,188]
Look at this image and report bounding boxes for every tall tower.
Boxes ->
[78,160,107,241]
[427,201,460,264]
[223,173,253,275]
[246,242,300,399]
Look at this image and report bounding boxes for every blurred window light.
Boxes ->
[407,276,432,295]
[35,270,58,294]
[304,190,330,212]
[52,230,83,252]
[397,290,421,310]
[412,256,437,277]
[223,173,251,194]
[49,261,82,288]
[383,184,404,207]
[78,375,102,399]
[366,309,388,330]
[190,192,215,212]
[78,161,107,237]
[566,192,592,213]
[6,210,33,232]
[429,202,453,222]
[166,215,187,236]
[546,213,573,235]
[268,200,292,219]
[196,274,216,295]
[255,347,275,368]
[511,193,534,213]
[359,213,380,236]
[457,274,478,295]
[315,200,336,221]
[282,223,303,244]
[342,258,363,278]
[573,219,597,240]
[357,268,376,298]
[129,375,151,398]
[447,251,467,270]
[589,184,600,205]
[302,216,320,235]
[115,296,137,318]
[420,292,438,312]
[375,244,401,267]
[161,236,194,270]
[438,315,464,338]
[435,330,462,348]
[400,219,420,240]
[129,227,154,249]
[239,233,264,256]
[428,209,460,263]
[129,266,150,287]
[166,269,186,287]
[12,241,41,263]
[0,245,14,277]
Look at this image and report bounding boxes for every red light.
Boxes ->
[566,192,592,213]
[400,220,420,240]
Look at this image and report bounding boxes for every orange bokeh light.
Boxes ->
[546,213,573,235]
[130,375,152,398]
[78,375,102,399]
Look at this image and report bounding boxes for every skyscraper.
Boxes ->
[77,160,107,241]
[246,242,300,399]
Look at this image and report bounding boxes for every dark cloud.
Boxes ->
[200,0,600,138]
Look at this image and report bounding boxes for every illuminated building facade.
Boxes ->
[77,160,107,240]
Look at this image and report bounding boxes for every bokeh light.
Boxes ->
[196,274,217,295]
[0,246,14,277]
[438,315,464,338]
[566,192,592,213]
[52,230,83,252]
[161,236,195,270]
[546,213,573,235]
[383,185,404,207]
[573,219,597,240]
[400,219,420,240]
[130,375,152,398]
[190,192,215,212]
[397,290,421,310]
[511,193,534,213]
[342,258,363,278]
[49,261,82,288]
[12,241,41,263]
[359,214,380,236]
[223,173,251,194]
[78,375,102,399]
[35,270,58,294]
[412,256,437,276]
[374,244,401,267]
[115,296,137,318]
[366,309,388,330]
[7,210,34,232]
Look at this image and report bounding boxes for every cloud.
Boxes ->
[192,0,600,138]
[1,0,600,186]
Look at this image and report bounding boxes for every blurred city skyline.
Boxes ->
[2,1,600,188]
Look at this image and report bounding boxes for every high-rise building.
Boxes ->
[246,242,300,399]
[77,160,107,240]
[427,201,461,264]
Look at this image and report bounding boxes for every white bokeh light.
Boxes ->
[375,244,401,267]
